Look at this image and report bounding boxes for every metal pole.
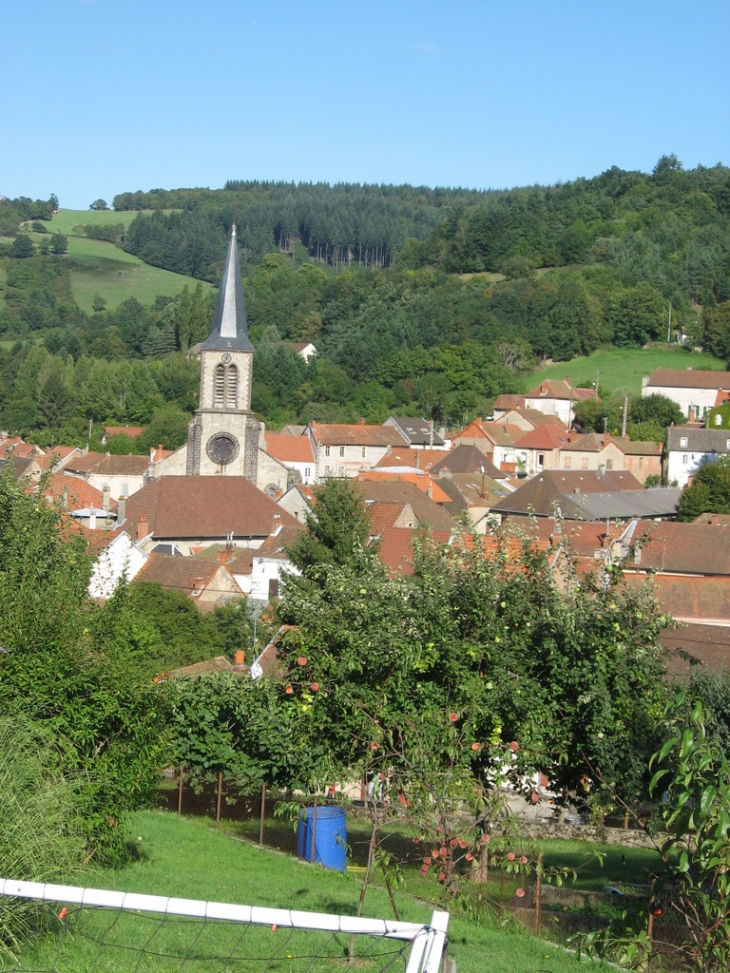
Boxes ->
[177,766,184,816]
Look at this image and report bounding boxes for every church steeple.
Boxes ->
[186,224,259,480]
[201,224,254,353]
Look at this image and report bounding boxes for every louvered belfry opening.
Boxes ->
[226,365,238,408]
[213,363,238,409]
[214,364,226,407]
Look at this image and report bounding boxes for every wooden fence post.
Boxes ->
[177,766,184,816]
[535,851,543,936]
[310,799,317,863]
[216,772,223,831]
[259,784,266,847]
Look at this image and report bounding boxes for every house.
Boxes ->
[524,379,598,425]
[356,479,455,532]
[513,425,571,475]
[119,476,301,555]
[136,549,242,611]
[452,419,524,470]
[289,342,317,362]
[377,526,453,576]
[555,433,662,484]
[666,426,730,488]
[88,530,149,599]
[258,429,315,495]
[250,522,304,602]
[63,451,158,501]
[306,421,406,479]
[492,394,526,418]
[642,368,730,422]
[375,447,453,473]
[488,469,680,522]
[382,417,449,450]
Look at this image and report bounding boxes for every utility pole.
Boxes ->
[667,302,672,343]
[622,395,628,438]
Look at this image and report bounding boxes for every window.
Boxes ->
[606,459,613,470]
[304,467,311,479]
[339,446,345,457]
[325,445,331,457]
[716,414,723,426]
[362,446,367,459]
[581,458,589,469]
[682,454,689,465]
[564,457,572,469]
[680,436,688,448]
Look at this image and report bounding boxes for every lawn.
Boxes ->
[525,345,727,398]
[4,810,600,973]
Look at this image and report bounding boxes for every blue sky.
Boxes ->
[3,0,729,210]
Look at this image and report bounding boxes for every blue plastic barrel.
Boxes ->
[299,806,347,872]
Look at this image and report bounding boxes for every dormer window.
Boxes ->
[680,436,688,448]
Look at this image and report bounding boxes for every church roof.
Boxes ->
[201,224,255,353]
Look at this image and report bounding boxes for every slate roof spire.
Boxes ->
[201,224,254,352]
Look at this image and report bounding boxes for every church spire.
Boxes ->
[201,224,254,352]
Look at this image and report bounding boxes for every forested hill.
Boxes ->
[115,181,491,277]
[113,158,730,311]
[2,157,730,444]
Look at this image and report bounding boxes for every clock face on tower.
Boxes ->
[206,432,239,466]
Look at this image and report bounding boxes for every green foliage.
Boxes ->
[678,456,730,520]
[168,674,319,790]
[0,470,167,863]
[10,235,35,258]
[285,477,377,576]
[278,529,668,806]
[649,696,730,973]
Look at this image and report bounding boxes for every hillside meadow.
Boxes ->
[525,345,727,398]
[22,209,212,313]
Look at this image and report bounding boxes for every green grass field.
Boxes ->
[4,811,600,973]
[48,208,153,235]
[20,211,213,314]
[525,345,727,398]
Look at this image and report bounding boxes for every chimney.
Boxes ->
[234,650,245,666]
[217,549,230,565]
[150,447,155,464]
[102,485,111,512]
[136,514,148,542]
[117,495,127,524]
[89,510,97,530]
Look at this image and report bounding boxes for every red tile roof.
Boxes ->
[630,521,730,576]
[514,426,570,450]
[264,432,314,464]
[377,527,452,576]
[65,452,151,476]
[309,422,405,447]
[646,368,730,390]
[123,476,300,540]
[33,473,118,513]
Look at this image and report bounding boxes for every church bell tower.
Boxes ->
[186,225,259,479]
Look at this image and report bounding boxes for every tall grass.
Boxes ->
[0,717,85,958]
